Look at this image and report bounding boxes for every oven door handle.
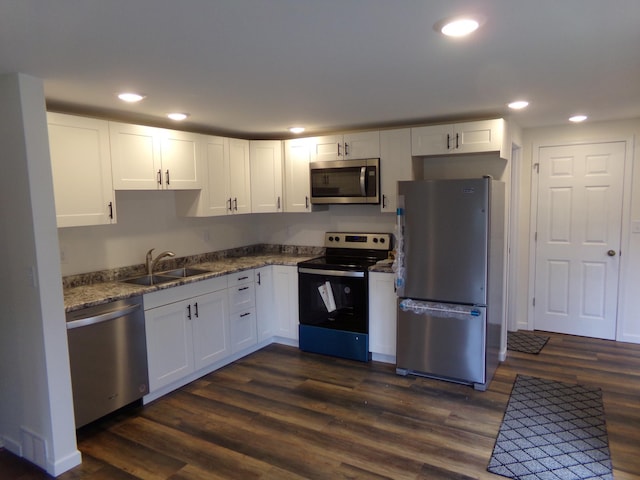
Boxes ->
[298,267,365,278]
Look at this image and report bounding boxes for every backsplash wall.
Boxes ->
[58,190,396,276]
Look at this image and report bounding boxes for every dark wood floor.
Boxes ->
[3,332,640,479]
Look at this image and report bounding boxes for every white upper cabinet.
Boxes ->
[283,137,314,213]
[110,122,200,190]
[311,131,380,161]
[250,140,283,213]
[228,138,252,214]
[379,128,412,213]
[176,136,251,217]
[411,119,508,158]
[47,113,116,227]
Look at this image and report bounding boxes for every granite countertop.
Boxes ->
[63,245,396,313]
[63,249,319,312]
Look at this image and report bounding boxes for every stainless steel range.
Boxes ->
[297,232,392,362]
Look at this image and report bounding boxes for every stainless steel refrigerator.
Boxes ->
[395,177,504,391]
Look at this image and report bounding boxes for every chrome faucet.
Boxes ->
[146,248,175,276]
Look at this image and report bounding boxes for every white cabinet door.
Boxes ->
[230,309,258,353]
[145,299,194,392]
[273,265,299,340]
[255,266,276,341]
[411,119,506,157]
[311,134,342,162]
[311,131,380,161]
[411,123,452,156]
[110,122,162,190]
[368,272,397,357]
[47,113,116,227]
[110,122,200,190]
[379,128,412,213]
[192,290,230,370]
[250,140,283,213]
[343,131,380,159]
[455,119,504,155]
[159,129,201,190]
[229,138,251,214]
[283,137,313,212]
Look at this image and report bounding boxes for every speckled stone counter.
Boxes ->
[63,244,322,312]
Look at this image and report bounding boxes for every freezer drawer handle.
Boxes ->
[66,303,141,329]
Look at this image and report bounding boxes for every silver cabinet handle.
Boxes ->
[344,142,349,156]
[305,196,309,209]
[337,142,341,157]
[157,169,162,186]
[166,169,170,186]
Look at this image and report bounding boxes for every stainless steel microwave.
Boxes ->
[309,158,380,204]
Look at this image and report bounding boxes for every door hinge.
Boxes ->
[534,232,537,242]
[532,297,536,307]
[534,163,540,173]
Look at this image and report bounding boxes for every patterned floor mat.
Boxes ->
[508,330,550,354]
[487,375,613,480]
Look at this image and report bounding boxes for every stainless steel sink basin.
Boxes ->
[121,274,178,286]
[162,267,210,278]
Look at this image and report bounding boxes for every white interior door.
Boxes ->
[534,142,625,339]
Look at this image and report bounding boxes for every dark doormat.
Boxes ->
[507,330,550,354]
[487,375,613,480]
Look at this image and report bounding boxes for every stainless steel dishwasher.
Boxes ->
[66,296,149,428]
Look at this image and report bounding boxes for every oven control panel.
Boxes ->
[324,232,392,250]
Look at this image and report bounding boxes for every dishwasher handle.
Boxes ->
[66,303,142,330]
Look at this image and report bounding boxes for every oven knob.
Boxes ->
[380,238,386,243]
[335,236,340,242]
[373,238,378,243]
[328,236,334,242]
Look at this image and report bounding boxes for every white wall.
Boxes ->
[0,74,80,475]
[58,196,397,275]
[518,118,640,343]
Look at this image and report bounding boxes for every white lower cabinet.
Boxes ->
[273,265,299,340]
[255,266,276,341]
[228,271,257,353]
[144,277,229,392]
[368,272,397,360]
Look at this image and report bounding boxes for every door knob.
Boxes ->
[607,250,616,257]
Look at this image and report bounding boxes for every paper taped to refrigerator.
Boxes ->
[399,299,480,319]
[318,281,337,312]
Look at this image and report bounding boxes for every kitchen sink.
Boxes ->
[161,267,211,278]
[121,274,178,286]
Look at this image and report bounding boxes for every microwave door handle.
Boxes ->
[360,166,367,196]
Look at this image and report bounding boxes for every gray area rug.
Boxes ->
[487,375,613,480]
[508,331,550,354]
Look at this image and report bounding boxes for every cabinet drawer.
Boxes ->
[228,282,255,313]
[230,308,257,353]
[228,270,254,287]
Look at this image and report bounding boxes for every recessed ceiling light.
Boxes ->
[438,17,480,37]
[289,126,305,134]
[508,100,529,110]
[167,113,189,121]
[569,115,588,123]
[117,92,145,103]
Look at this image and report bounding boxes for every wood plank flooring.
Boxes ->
[2,332,640,479]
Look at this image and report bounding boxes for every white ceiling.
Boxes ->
[1,0,639,138]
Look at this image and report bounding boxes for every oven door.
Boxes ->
[298,267,368,333]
